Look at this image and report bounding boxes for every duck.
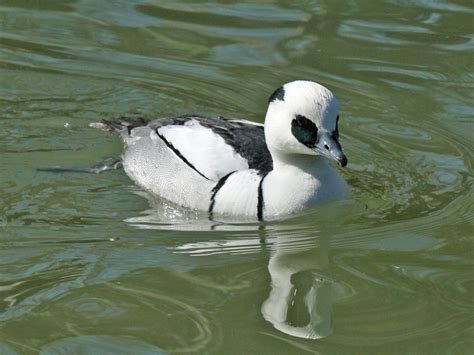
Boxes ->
[90,80,348,220]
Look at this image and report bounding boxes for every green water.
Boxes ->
[1,0,473,354]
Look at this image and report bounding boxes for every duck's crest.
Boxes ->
[268,86,285,103]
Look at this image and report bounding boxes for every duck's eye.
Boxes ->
[291,115,318,148]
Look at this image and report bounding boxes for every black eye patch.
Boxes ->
[291,115,318,148]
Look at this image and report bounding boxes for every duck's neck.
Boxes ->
[270,151,328,175]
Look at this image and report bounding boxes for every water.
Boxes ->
[1,0,473,353]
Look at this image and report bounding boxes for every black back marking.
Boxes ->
[334,115,340,139]
[209,171,236,219]
[210,123,272,175]
[268,86,285,103]
[257,173,268,221]
[156,130,210,180]
[291,115,318,148]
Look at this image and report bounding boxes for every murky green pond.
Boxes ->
[1,0,473,354]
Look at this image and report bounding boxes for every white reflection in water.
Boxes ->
[261,233,332,339]
[124,190,266,231]
[159,208,335,340]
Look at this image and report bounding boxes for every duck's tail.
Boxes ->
[89,116,148,135]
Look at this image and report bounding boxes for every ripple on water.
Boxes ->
[0,257,92,321]
[363,121,433,140]
[341,102,471,225]
[0,265,218,353]
[45,278,213,353]
[175,232,319,257]
[339,19,431,45]
[39,336,165,355]
[329,249,473,348]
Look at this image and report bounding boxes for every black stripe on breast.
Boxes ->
[257,173,268,221]
[156,129,210,180]
[208,171,235,219]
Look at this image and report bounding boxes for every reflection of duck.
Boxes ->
[173,223,333,340]
[91,81,348,219]
[261,234,332,339]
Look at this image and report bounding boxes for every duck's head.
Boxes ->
[264,80,347,167]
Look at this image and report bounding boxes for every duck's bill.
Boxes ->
[313,132,348,167]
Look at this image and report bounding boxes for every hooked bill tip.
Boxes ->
[339,155,348,167]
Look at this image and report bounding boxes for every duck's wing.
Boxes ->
[93,115,273,181]
[149,116,272,181]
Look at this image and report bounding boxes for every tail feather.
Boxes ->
[89,116,148,134]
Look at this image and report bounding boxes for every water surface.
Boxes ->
[1,0,473,354]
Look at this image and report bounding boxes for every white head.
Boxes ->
[264,80,347,167]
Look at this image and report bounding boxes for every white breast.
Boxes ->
[262,160,348,217]
[212,170,261,216]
